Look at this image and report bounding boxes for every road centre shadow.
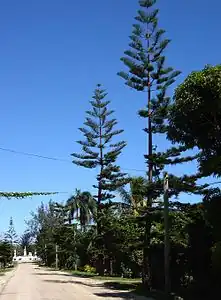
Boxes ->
[42,279,141,299]
[43,279,103,287]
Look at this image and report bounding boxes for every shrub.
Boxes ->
[83,264,96,273]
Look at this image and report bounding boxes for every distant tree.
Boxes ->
[26,201,65,239]
[5,217,18,247]
[25,201,66,266]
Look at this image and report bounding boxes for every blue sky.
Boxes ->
[0,0,220,235]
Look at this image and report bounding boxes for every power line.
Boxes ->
[1,146,221,185]
[0,147,70,163]
[0,146,146,173]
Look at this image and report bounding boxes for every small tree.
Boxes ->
[4,217,18,260]
[72,84,129,273]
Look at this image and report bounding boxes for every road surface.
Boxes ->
[0,263,150,299]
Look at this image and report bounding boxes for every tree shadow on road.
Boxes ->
[44,279,136,299]
[94,282,145,299]
[93,291,138,298]
[34,271,96,278]
[43,279,104,287]
[103,281,138,290]
[42,279,145,299]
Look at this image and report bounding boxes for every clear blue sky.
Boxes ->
[0,0,220,235]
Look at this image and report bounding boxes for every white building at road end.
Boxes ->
[13,246,39,263]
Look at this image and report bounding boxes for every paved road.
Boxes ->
[0,264,150,299]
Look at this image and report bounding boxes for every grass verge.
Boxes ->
[0,266,14,276]
[71,270,141,281]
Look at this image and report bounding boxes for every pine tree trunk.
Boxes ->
[143,218,152,287]
[142,70,153,289]
[96,114,104,276]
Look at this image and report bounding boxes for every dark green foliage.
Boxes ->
[66,189,96,230]
[168,65,221,176]
[84,203,144,277]
[53,224,79,270]
[72,85,129,205]
[168,65,221,149]
[0,241,12,268]
[185,204,212,299]
[29,200,145,276]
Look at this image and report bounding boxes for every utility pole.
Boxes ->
[163,172,170,296]
[44,244,47,266]
[55,244,58,270]
[73,227,77,271]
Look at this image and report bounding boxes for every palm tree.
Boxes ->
[118,176,147,216]
[66,189,97,231]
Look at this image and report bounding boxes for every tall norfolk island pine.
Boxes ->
[118,0,180,287]
[72,85,129,232]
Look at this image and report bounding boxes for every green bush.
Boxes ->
[83,264,96,273]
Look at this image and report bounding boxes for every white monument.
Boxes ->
[13,247,39,263]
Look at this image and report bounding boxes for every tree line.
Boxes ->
[0,217,35,267]
[13,0,221,299]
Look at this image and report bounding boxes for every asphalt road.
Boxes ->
[0,263,150,300]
